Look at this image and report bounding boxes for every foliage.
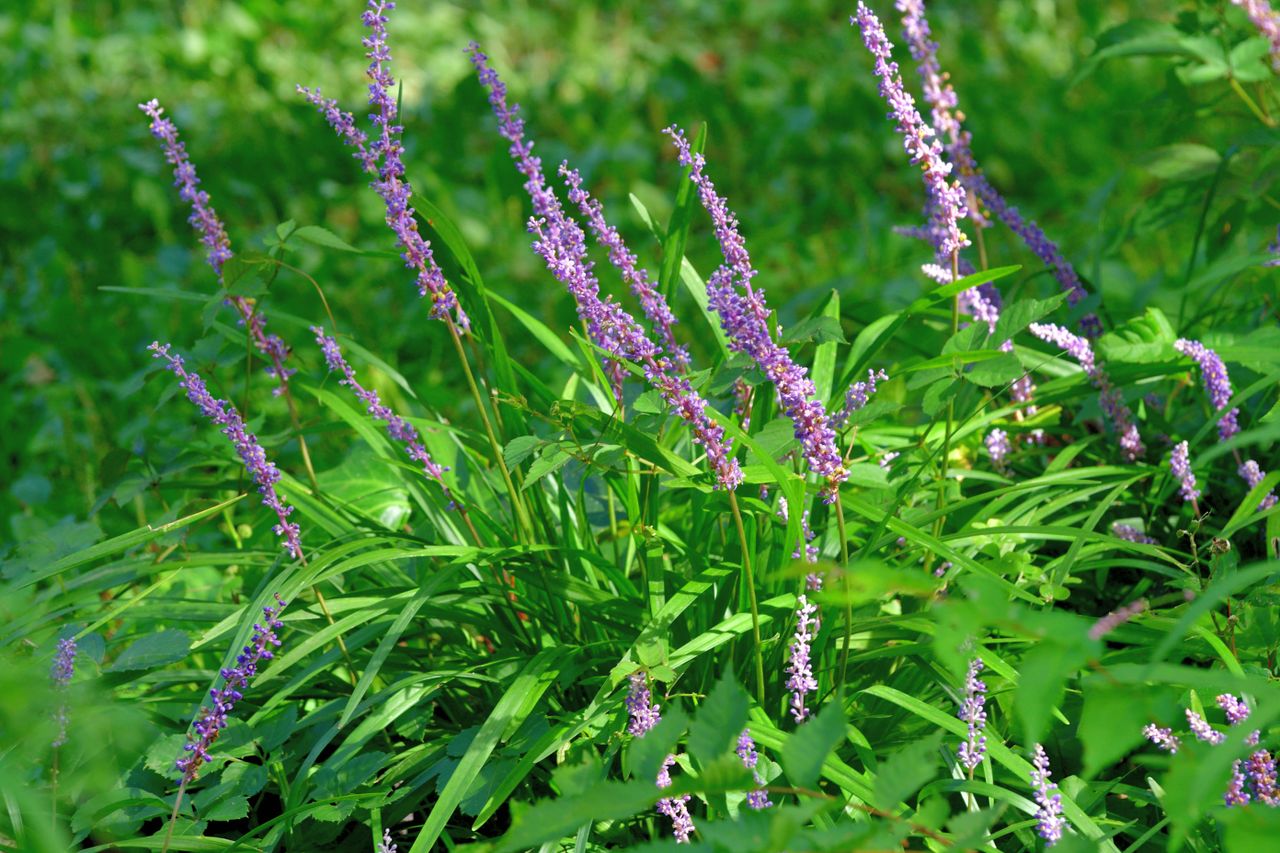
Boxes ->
[1,1,1278,851]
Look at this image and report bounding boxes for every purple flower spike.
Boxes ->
[1232,0,1280,71]
[1226,761,1251,807]
[1030,744,1065,847]
[1186,708,1225,745]
[854,3,969,265]
[1170,441,1200,505]
[1217,694,1261,746]
[1029,323,1142,460]
[1088,599,1147,640]
[984,428,1011,473]
[469,50,742,492]
[51,636,76,748]
[736,729,773,809]
[957,658,987,771]
[1143,724,1181,754]
[138,99,297,397]
[625,671,662,737]
[1174,339,1239,441]
[313,328,456,506]
[832,369,889,428]
[786,595,820,723]
[299,2,466,330]
[666,126,845,500]
[1248,750,1279,805]
[150,343,302,559]
[656,755,695,843]
[1239,460,1279,511]
[1268,224,1280,266]
[176,594,286,783]
[377,828,397,853]
[1112,523,1156,545]
[562,168,689,370]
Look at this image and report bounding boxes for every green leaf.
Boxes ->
[658,122,706,305]
[1141,144,1222,182]
[491,780,657,853]
[966,352,1024,388]
[1079,682,1162,778]
[291,224,362,253]
[872,731,942,811]
[778,314,846,346]
[1015,643,1088,746]
[107,629,190,672]
[317,446,411,529]
[812,290,841,405]
[781,699,846,789]
[688,673,749,767]
[992,292,1068,342]
[630,705,690,783]
[522,448,571,491]
[502,435,543,469]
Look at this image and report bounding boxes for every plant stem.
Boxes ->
[835,492,853,689]
[927,250,961,572]
[160,779,189,853]
[447,320,532,542]
[728,491,766,705]
[1230,77,1277,128]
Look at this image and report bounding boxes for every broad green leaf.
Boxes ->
[872,731,942,811]
[107,629,190,672]
[781,699,846,790]
[687,673,749,767]
[291,224,363,253]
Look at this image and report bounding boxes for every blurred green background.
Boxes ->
[2,0,1276,545]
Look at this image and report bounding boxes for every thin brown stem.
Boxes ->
[160,779,189,853]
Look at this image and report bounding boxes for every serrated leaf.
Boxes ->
[779,314,846,346]
[688,674,749,767]
[993,293,1069,341]
[202,795,248,822]
[966,352,1024,388]
[108,629,190,672]
[630,705,690,783]
[522,448,571,490]
[781,699,845,789]
[503,435,542,469]
[872,731,941,811]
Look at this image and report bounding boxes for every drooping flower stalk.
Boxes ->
[1028,323,1143,460]
[469,48,742,491]
[138,100,297,396]
[1174,339,1240,441]
[832,369,889,428]
[984,428,1011,473]
[1232,0,1280,71]
[1088,599,1147,640]
[786,595,820,723]
[150,343,302,558]
[176,594,286,783]
[1112,523,1156,545]
[1170,441,1200,506]
[563,170,689,370]
[957,658,987,771]
[735,729,773,809]
[1143,724,1181,754]
[624,672,694,843]
[312,328,461,513]
[51,637,76,748]
[298,2,466,330]
[1030,744,1065,846]
[666,126,845,500]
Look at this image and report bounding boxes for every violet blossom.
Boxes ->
[985,428,1011,473]
[1112,523,1156,545]
[1186,708,1225,745]
[299,1,466,329]
[786,595,820,723]
[468,48,742,491]
[1170,441,1200,505]
[957,658,987,771]
[313,328,456,506]
[1028,323,1143,460]
[1239,460,1279,511]
[1088,599,1147,640]
[138,99,296,396]
[666,126,846,500]
[625,672,694,843]
[1249,750,1280,805]
[735,729,773,810]
[656,755,695,843]
[1232,0,1280,70]
[1174,339,1239,441]
[377,828,397,853]
[1030,744,1065,846]
[150,343,302,559]
[51,636,76,748]
[1143,724,1180,754]
[176,594,286,783]
[832,369,889,428]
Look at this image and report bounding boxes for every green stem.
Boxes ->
[835,492,853,689]
[928,250,961,572]
[729,491,766,705]
[1230,77,1276,128]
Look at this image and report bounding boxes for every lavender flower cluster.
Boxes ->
[625,673,694,842]
[176,595,287,783]
[786,595,821,723]
[735,729,773,810]
[1030,744,1066,846]
[51,637,77,748]
[957,658,987,771]
[1232,0,1280,71]
[1145,695,1278,807]
[150,343,302,558]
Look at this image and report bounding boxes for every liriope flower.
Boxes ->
[1112,523,1156,545]
[624,672,694,843]
[176,595,286,783]
[957,658,987,771]
[1231,0,1280,71]
[1239,460,1279,511]
[138,99,296,396]
[377,828,397,853]
[985,428,1011,473]
[666,126,845,500]
[1174,339,1239,441]
[786,595,820,723]
[832,369,889,428]
[1030,744,1065,846]
[1170,441,1200,505]
[313,328,456,507]
[735,729,773,809]
[51,637,76,748]
[1028,323,1142,460]
[854,3,969,264]
[150,343,302,558]
[1143,724,1181,754]
[1186,708,1225,745]
[1088,599,1147,640]
[299,1,466,329]
[469,49,742,491]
